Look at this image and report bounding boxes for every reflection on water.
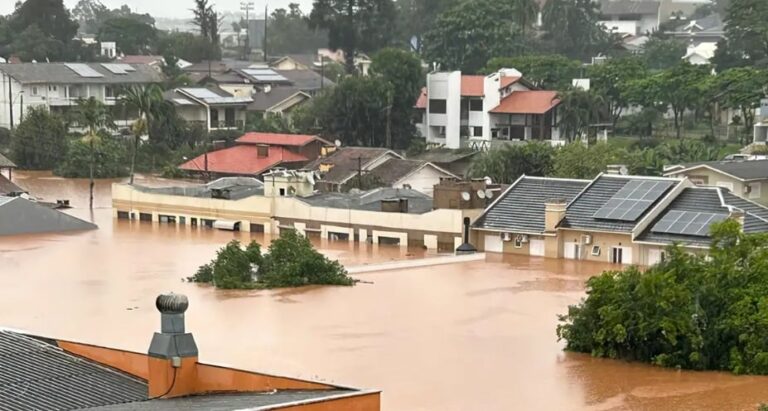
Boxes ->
[1,172,766,411]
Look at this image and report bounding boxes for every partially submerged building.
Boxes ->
[112,176,488,251]
[0,293,379,410]
[473,173,768,265]
[0,196,97,236]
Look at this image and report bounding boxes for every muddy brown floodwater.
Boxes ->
[1,171,767,411]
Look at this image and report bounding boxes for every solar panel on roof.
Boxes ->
[181,88,221,99]
[101,63,128,74]
[593,180,675,221]
[241,68,289,82]
[651,210,728,237]
[64,63,104,78]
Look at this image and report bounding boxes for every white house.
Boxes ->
[415,68,563,150]
[683,42,717,65]
[0,62,162,130]
[599,0,661,35]
[164,87,252,132]
[752,98,768,147]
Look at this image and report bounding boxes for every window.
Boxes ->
[31,87,38,96]
[591,246,601,256]
[611,247,623,264]
[225,107,236,126]
[469,99,483,111]
[117,211,130,220]
[514,236,523,248]
[179,216,186,225]
[105,86,114,98]
[429,99,447,114]
[473,127,483,137]
[279,188,286,196]
[749,182,762,199]
[210,109,220,126]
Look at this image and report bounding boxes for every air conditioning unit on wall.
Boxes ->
[501,232,513,242]
[581,235,592,245]
[519,235,529,243]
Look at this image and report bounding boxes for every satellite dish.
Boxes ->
[334,139,342,147]
[461,192,471,201]
[477,190,486,199]
[484,176,493,185]
[485,189,494,199]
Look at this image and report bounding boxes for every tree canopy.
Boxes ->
[484,54,582,90]
[541,0,612,60]
[309,0,397,73]
[10,107,68,170]
[267,3,329,55]
[97,17,157,55]
[558,220,768,375]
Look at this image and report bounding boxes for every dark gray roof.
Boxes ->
[367,159,433,186]
[248,87,309,111]
[132,177,264,200]
[674,13,724,33]
[89,390,355,410]
[636,187,768,246]
[600,0,660,15]
[0,152,16,168]
[474,176,590,233]
[410,149,478,164]
[559,175,680,232]
[277,69,335,91]
[306,147,399,185]
[0,175,24,195]
[0,63,162,85]
[0,196,97,236]
[669,160,768,181]
[301,188,434,213]
[0,330,147,410]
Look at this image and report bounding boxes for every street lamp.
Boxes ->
[240,1,255,60]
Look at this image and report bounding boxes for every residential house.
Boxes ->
[179,132,332,177]
[117,55,193,70]
[270,55,314,71]
[599,0,661,35]
[660,0,716,23]
[112,176,487,251]
[0,62,163,130]
[364,158,459,196]
[683,42,717,65]
[165,87,251,132]
[409,149,480,178]
[752,98,768,146]
[0,152,15,181]
[0,293,380,409]
[663,159,768,206]
[666,13,725,43]
[416,68,563,150]
[248,87,311,119]
[0,196,97,236]
[473,172,768,265]
[318,48,372,75]
[305,147,402,192]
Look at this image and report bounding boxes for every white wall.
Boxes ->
[426,71,462,148]
[396,165,451,196]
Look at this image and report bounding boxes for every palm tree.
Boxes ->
[556,88,607,142]
[513,0,539,37]
[75,97,114,209]
[120,85,163,184]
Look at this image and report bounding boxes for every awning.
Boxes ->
[213,220,240,231]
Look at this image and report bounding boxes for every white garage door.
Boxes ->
[484,234,503,253]
[530,239,545,256]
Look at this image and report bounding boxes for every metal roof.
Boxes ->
[0,63,162,85]
[88,390,356,410]
[305,147,402,185]
[248,87,309,111]
[636,187,768,246]
[474,176,590,233]
[559,175,680,232]
[666,160,768,181]
[133,177,265,200]
[301,188,434,214]
[178,88,253,105]
[0,196,97,236]
[600,0,660,15]
[0,152,16,168]
[0,330,147,410]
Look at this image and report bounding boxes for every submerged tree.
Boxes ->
[74,97,114,209]
[119,85,164,184]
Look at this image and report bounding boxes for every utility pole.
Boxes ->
[385,88,392,149]
[7,75,14,130]
[240,2,254,60]
[263,3,269,62]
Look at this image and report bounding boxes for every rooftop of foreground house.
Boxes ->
[131,177,265,200]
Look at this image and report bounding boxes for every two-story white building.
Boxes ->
[0,63,163,130]
[599,0,661,36]
[415,68,563,150]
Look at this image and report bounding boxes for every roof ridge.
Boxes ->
[522,176,590,183]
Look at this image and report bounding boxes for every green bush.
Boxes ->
[11,107,68,170]
[557,220,768,375]
[188,232,354,290]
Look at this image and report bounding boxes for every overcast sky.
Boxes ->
[1,0,315,18]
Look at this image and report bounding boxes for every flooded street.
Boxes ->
[1,172,767,410]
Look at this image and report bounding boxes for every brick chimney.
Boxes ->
[544,199,567,232]
[148,293,199,398]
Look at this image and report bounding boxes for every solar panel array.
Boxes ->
[181,88,221,99]
[64,63,104,78]
[651,210,728,237]
[173,98,196,106]
[101,63,136,74]
[241,68,289,82]
[593,180,675,221]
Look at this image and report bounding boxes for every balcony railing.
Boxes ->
[188,120,245,131]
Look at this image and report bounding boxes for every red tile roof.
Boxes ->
[179,145,308,175]
[236,132,330,147]
[415,87,427,109]
[490,91,560,114]
[500,76,522,89]
[461,75,485,97]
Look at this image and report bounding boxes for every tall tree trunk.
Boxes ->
[89,140,95,210]
[129,134,139,185]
